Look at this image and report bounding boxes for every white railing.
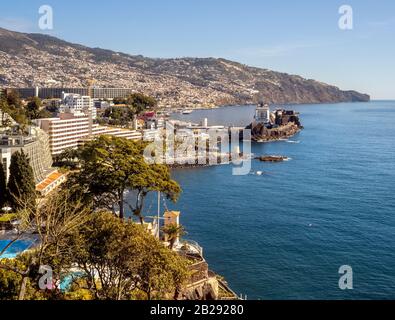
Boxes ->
[180,239,203,257]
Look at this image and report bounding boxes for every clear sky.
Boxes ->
[1,0,394,99]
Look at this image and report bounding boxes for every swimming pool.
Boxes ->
[60,272,85,292]
[0,239,35,259]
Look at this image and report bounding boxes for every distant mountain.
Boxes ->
[0,27,370,107]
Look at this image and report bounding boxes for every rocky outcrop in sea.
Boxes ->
[246,108,303,142]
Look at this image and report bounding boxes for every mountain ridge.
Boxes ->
[0,27,370,107]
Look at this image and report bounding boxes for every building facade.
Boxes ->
[0,127,55,184]
[35,112,92,156]
[8,87,137,100]
[254,103,271,125]
[60,93,97,119]
[35,112,143,156]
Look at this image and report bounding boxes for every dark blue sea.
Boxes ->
[149,101,395,299]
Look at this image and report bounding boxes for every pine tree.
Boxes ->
[0,161,7,209]
[7,151,36,210]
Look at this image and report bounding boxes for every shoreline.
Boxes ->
[252,126,302,143]
[165,100,374,113]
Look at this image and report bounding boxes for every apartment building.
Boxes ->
[35,112,91,155]
[35,111,143,156]
[60,93,97,119]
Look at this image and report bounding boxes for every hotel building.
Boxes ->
[0,127,53,183]
[0,126,66,195]
[35,111,143,156]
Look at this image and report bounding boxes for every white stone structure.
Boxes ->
[254,103,270,124]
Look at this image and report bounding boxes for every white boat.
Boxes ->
[182,109,193,114]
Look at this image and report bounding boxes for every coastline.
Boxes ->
[167,101,395,299]
[167,99,373,113]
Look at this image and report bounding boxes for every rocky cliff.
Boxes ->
[248,122,302,142]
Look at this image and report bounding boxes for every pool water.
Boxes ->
[60,272,85,292]
[0,239,35,259]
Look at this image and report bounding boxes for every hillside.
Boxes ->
[0,27,370,107]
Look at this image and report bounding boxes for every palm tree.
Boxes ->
[162,223,186,250]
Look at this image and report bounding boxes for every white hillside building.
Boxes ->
[60,92,97,119]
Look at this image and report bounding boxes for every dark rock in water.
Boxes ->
[248,122,301,142]
[256,155,288,162]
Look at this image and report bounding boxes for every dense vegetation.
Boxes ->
[0,150,36,211]
[0,90,51,126]
[0,90,28,126]
[0,205,189,300]
[64,136,181,220]
[0,136,188,300]
[6,151,36,210]
[103,93,157,126]
[0,161,6,209]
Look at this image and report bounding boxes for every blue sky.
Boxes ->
[1,0,394,99]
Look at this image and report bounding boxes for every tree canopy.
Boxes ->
[103,93,157,126]
[0,196,189,300]
[7,150,36,210]
[162,223,187,250]
[0,190,93,300]
[68,211,189,300]
[103,105,135,126]
[0,135,194,301]
[0,93,50,126]
[5,90,22,109]
[26,97,51,120]
[0,161,7,209]
[126,93,157,114]
[0,92,28,126]
[115,93,156,111]
[66,135,181,221]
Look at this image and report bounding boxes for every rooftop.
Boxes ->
[36,171,65,192]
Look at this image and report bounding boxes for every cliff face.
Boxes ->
[248,122,302,142]
[0,27,370,107]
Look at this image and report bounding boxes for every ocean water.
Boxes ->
[148,101,395,299]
